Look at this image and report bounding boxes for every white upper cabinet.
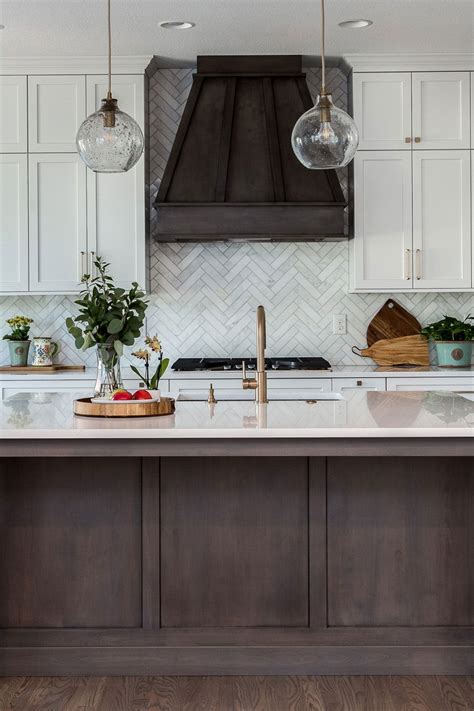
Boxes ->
[412,72,470,149]
[28,75,86,152]
[352,73,412,150]
[86,75,145,289]
[0,76,28,152]
[353,151,413,289]
[0,155,29,291]
[412,151,471,289]
[29,154,87,292]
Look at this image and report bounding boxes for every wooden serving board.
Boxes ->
[74,396,175,418]
[0,364,86,374]
[367,299,421,347]
[355,335,429,367]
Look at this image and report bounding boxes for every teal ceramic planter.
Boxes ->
[7,340,30,366]
[434,341,472,367]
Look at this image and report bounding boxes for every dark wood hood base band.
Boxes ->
[0,453,472,676]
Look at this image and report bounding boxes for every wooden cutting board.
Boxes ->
[367,299,421,347]
[0,364,85,374]
[354,335,429,367]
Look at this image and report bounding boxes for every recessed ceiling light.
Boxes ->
[338,19,373,29]
[158,21,195,30]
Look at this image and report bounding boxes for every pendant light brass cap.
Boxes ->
[101,95,118,127]
[318,91,332,123]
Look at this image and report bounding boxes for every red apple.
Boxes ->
[133,389,153,400]
[112,389,133,401]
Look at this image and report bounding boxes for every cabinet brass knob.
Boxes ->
[414,137,421,143]
[357,380,363,386]
[405,137,412,143]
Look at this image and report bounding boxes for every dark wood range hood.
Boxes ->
[153,55,347,242]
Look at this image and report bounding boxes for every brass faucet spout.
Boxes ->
[242,305,268,404]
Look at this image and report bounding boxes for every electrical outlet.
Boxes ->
[332,314,347,335]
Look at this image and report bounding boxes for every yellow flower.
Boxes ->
[145,335,161,353]
[132,349,149,361]
[7,316,33,328]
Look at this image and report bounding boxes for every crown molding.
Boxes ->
[0,55,152,75]
[344,54,474,72]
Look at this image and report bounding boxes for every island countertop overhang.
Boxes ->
[0,390,472,454]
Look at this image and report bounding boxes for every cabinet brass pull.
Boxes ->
[405,137,412,143]
[414,137,421,143]
[404,249,412,280]
[415,249,422,280]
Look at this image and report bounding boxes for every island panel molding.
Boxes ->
[327,457,473,627]
[0,457,142,628]
[160,456,310,628]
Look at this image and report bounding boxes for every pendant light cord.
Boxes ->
[107,0,112,98]
[320,0,326,92]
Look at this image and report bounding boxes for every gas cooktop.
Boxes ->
[171,357,332,371]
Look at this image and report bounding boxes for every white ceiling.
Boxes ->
[0,0,472,62]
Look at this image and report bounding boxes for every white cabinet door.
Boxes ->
[29,154,87,292]
[0,76,27,152]
[352,73,412,150]
[353,151,413,290]
[86,75,145,288]
[413,151,471,289]
[0,154,28,291]
[28,75,86,152]
[412,72,470,149]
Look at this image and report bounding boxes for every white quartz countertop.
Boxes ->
[0,365,472,381]
[0,389,472,439]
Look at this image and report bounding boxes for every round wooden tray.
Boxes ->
[74,396,175,418]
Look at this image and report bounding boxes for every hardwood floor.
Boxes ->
[0,676,472,710]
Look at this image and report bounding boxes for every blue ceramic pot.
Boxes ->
[434,341,472,367]
[8,340,30,366]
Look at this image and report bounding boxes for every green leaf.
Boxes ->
[107,318,123,334]
[75,336,84,350]
[83,332,95,349]
[130,365,146,385]
[114,340,123,357]
[121,331,135,346]
[159,357,170,378]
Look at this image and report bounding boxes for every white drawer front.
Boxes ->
[332,377,386,392]
[170,377,332,394]
[387,377,474,392]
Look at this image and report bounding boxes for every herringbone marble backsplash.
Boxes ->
[0,67,473,367]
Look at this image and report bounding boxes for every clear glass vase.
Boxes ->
[94,343,123,398]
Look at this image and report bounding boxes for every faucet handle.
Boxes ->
[242,360,247,380]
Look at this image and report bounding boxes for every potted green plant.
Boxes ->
[3,316,34,366]
[421,315,473,367]
[66,256,148,397]
[131,336,169,395]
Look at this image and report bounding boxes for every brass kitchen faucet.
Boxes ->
[242,305,268,404]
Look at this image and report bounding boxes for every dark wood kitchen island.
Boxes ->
[0,391,472,676]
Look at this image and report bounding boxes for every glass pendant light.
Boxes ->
[291,0,359,169]
[76,0,144,173]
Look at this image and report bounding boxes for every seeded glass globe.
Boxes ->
[291,94,359,170]
[76,97,144,173]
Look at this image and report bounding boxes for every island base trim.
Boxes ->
[0,646,471,676]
